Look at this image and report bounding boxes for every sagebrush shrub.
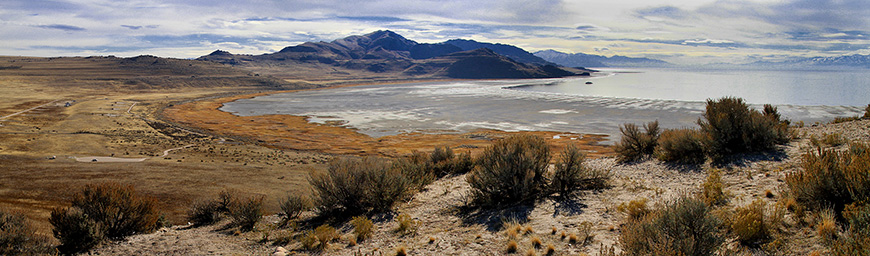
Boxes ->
[351,215,374,242]
[551,144,609,196]
[279,193,312,222]
[187,199,222,226]
[655,128,707,164]
[228,195,264,232]
[50,207,104,255]
[393,152,435,190]
[615,121,660,162]
[619,195,723,256]
[617,198,651,220]
[467,135,550,207]
[0,210,51,255]
[69,183,160,239]
[314,224,339,250]
[395,213,419,235]
[786,144,870,215]
[310,157,410,215]
[698,97,790,158]
[865,104,870,119]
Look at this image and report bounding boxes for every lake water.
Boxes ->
[512,68,870,106]
[221,68,867,140]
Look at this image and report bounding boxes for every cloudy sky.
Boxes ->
[2,0,869,64]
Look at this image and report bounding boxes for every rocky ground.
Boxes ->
[89,119,870,255]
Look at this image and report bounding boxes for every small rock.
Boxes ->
[272,247,288,256]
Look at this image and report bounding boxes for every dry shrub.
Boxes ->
[0,210,52,255]
[187,199,222,226]
[618,198,651,220]
[310,157,410,215]
[865,104,870,119]
[50,207,103,255]
[829,202,870,256]
[619,195,723,256]
[395,213,419,236]
[615,121,660,162]
[545,243,556,256]
[51,183,160,254]
[699,169,728,206]
[731,200,771,246]
[832,116,862,124]
[551,144,610,197]
[786,144,870,215]
[299,230,318,251]
[577,221,595,245]
[351,215,374,242]
[698,97,790,159]
[468,135,550,207]
[431,146,475,176]
[279,193,312,222]
[393,152,435,190]
[525,247,536,256]
[228,195,264,232]
[655,128,707,164]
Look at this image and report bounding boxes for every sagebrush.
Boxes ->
[0,210,52,255]
[655,128,707,164]
[698,97,790,159]
[619,195,723,256]
[467,135,550,207]
[310,157,410,215]
[615,121,660,162]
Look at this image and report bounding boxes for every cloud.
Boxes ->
[635,6,692,20]
[34,24,85,31]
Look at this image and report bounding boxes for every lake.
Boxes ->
[221,68,867,140]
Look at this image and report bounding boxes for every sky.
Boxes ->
[2,0,869,65]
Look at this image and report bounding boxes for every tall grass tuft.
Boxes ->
[468,135,550,207]
[615,121,660,162]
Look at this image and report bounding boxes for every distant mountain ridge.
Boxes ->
[198,30,586,79]
[534,50,671,68]
[750,54,870,68]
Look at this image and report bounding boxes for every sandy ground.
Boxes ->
[90,119,870,255]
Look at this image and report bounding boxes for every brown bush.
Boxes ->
[655,128,707,164]
[730,200,771,246]
[351,216,374,242]
[279,193,312,222]
[0,210,52,255]
[228,195,264,232]
[187,199,222,226]
[831,202,870,255]
[699,169,728,207]
[468,135,550,207]
[49,207,104,255]
[615,121,660,162]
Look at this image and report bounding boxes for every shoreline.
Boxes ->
[161,79,615,158]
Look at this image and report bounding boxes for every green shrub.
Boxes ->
[310,157,410,215]
[279,193,312,222]
[350,216,374,242]
[187,199,222,226]
[431,147,475,176]
[50,207,104,254]
[228,195,264,232]
[467,135,550,207]
[730,200,771,246]
[699,169,728,207]
[0,210,51,255]
[619,195,723,256]
[655,128,707,164]
[786,144,870,215]
[550,144,609,197]
[698,97,790,158]
[615,121,660,162]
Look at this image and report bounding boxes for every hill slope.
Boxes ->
[534,50,670,68]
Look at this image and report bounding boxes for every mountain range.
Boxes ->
[198,30,585,79]
[749,54,870,68]
[533,50,671,68]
